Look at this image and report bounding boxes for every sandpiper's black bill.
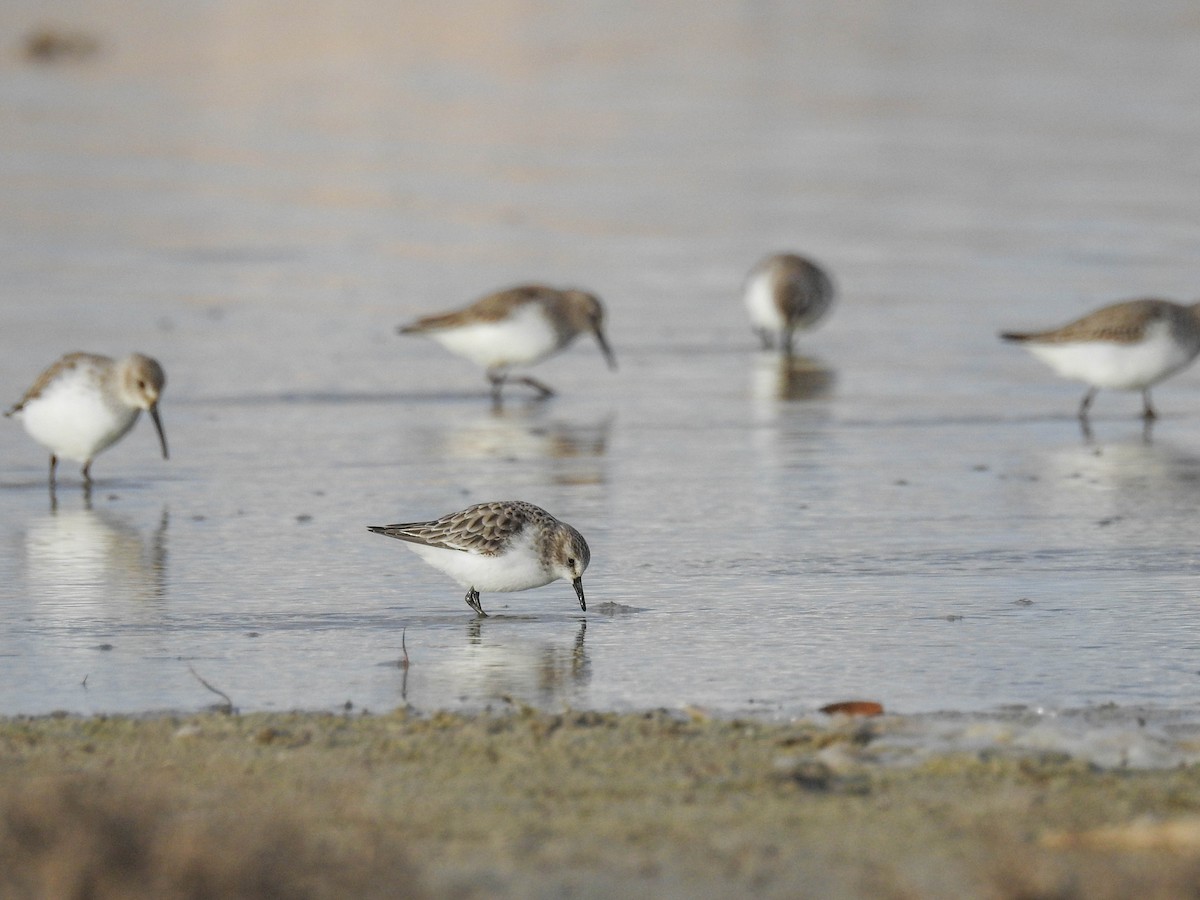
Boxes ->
[573,576,586,611]
[593,329,617,371]
[149,405,169,460]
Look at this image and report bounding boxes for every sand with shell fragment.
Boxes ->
[3,709,1200,898]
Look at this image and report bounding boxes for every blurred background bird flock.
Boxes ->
[10,242,1197,616]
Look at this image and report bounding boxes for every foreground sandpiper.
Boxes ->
[397,284,616,401]
[1000,298,1200,421]
[6,352,168,486]
[743,253,835,355]
[368,500,590,617]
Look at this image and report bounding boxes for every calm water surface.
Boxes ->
[2,0,1200,724]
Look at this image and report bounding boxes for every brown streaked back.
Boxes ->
[770,254,834,325]
[5,352,111,416]
[398,285,560,334]
[1001,298,1187,345]
[368,500,557,556]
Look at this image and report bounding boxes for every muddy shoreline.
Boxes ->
[4,708,1200,898]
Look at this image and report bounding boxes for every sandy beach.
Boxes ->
[4,708,1200,898]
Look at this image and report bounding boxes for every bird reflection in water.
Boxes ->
[464,618,591,705]
[24,501,169,613]
[751,354,835,403]
[1079,412,1156,446]
[447,403,612,486]
[390,620,592,710]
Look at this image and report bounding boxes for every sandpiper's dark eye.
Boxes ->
[568,558,576,568]
[137,380,146,390]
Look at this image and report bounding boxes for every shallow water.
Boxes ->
[3,0,1200,731]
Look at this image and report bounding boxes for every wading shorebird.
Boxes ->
[743,253,835,355]
[397,284,616,401]
[368,500,590,617]
[1000,298,1200,422]
[6,352,168,486]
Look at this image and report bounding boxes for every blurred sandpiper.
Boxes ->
[743,253,835,355]
[1000,298,1200,421]
[6,352,168,486]
[398,284,616,401]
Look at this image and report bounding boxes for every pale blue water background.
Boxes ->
[2,0,1200,737]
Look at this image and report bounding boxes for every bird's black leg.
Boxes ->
[781,330,795,359]
[514,376,555,399]
[1141,389,1157,421]
[465,588,488,617]
[1077,387,1098,421]
[81,459,93,485]
[1076,389,1098,442]
[487,370,507,406]
[48,455,58,488]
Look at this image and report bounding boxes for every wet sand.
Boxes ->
[4,709,1200,898]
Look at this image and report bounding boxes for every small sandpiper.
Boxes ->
[368,500,590,617]
[6,352,169,486]
[1000,298,1200,421]
[743,253,835,355]
[397,284,616,401]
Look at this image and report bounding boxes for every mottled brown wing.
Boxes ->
[398,286,554,334]
[369,501,534,555]
[1004,299,1172,345]
[5,352,105,415]
[778,262,831,319]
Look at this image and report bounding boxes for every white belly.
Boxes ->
[407,532,556,593]
[17,379,139,463]
[744,272,785,333]
[1026,322,1200,390]
[428,304,563,370]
